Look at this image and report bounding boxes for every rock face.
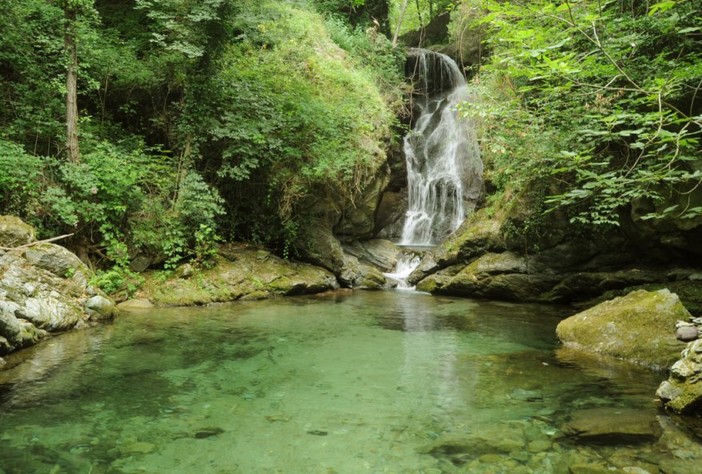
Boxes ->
[0,216,116,355]
[342,239,399,272]
[297,166,391,287]
[657,338,702,414]
[556,289,688,369]
[140,244,339,306]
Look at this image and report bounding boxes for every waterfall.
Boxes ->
[399,49,482,246]
[383,252,421,290]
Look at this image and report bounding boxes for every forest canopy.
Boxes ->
[0,0,404,293]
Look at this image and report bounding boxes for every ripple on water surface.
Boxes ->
[0,291,700,473]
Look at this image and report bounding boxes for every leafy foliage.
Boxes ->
[184,0,401,251]
[388,0,454,37]
[460,0,702,226]
[0,0,402,288]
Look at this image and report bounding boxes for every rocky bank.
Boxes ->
[131,243,340,307]
[0,216,116,357]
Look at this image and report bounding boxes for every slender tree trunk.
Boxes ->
[392,0,410,47]
[65,5,80,163]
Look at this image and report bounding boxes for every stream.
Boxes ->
[1,291,700,473]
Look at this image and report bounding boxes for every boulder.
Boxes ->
[0,217,114,355]
[0,215,36,247]
[556,289,688,369]
[408,206,506,285]
[18,296,83,331]
[0,302,47,350]
[677,325,698,342]
[23,243,87,278]
[354,264,388,290]
[84,295,117,320]
[298,216,363,287]
[657,339,702,414]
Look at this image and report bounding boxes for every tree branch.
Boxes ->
[0,234,75,252]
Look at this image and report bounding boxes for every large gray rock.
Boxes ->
[85,295,117,320]
[556,289,688,369]
[657,338,702,414]
[343,239,399,272]
[299,220,363,287]
[24,243,86,277]
[0,218,115,355]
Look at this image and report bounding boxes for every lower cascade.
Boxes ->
[400,49,483,246]
[383,252,421,289]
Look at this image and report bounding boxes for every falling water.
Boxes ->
[399,49,482,246]
[383,252,421,290]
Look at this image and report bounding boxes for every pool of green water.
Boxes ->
[1,291,700,473]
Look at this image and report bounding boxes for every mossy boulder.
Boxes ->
[139,244,338,306]
[556,289,688,369]
[408,206,506,285]
[0,215,36,247]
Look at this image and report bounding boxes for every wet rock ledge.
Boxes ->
[0,216,116,356]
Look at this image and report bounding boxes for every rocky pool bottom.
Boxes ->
[0,291,700,473]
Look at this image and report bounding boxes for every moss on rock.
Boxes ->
[556,289,689,369]
[139,244,338,306]
[657,339,702,415]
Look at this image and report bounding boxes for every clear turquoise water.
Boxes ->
[0,291,700,473]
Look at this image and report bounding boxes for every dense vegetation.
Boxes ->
[0,0,404,293]
[457,0,702,228]
[2,0,701,296]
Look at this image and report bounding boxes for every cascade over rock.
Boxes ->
[400,49,482,246]
[406,181,702,314]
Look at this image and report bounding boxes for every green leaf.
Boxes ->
[648,1,677,16]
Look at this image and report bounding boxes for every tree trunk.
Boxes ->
[65,5,80,163]
[392,0,410,47]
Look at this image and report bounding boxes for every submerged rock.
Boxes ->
[561,408,661,445]
[116,299,155,311]
[556,289,687,369]
[657,339,702,414]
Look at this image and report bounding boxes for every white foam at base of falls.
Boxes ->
[383,253,421,290]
